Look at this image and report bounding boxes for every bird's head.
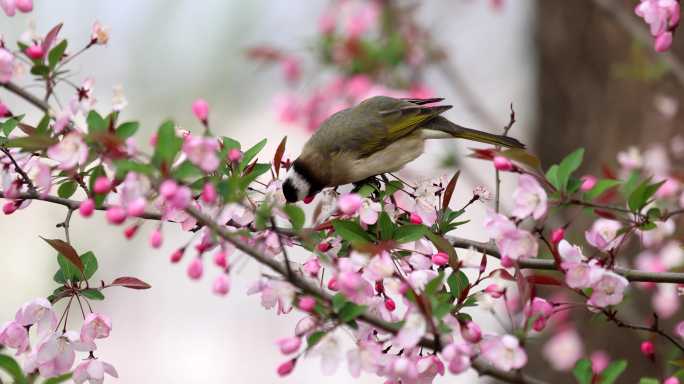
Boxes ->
[283,160,320,203]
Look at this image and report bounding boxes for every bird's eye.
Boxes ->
[282,180,299,203]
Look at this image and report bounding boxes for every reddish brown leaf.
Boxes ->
[442,170,460,211]
[457,284,471,304]
[526,274,562,286]
[479,253,487,274]
[594,209,617,220]
[111,276,151,290]
[273,136,287,178]
[42,23,63,53]
[243,160,258,175]
[489,268,515,281]
[601,164,617,180]
[40,237,83,272]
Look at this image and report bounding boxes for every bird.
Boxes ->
[282,96,524,203]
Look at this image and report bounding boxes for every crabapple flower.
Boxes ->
[149,229,162,248]
[105,206,126,225]
[617,146,643,170]
[0,320,29,354]
[585,219,623,252]
[551,227,565,244]
[493,156,513,171]
[1,0,30,16]
[473,185,492,201]
[192,98,209,123]
[497,228,538,262]
[212,274,230,296]
[14,298,58,336]
[298,296,316,312]
[394,311,426,349]
[80,313,112,343]
[431,252,449,266]
[558,240,605,289]
[276,336,302,355]
[588,271,629,308]
[542,329,583,371]
[675,321,684,338]
[47,133,88,170]
[635,0,680,52]
[187,258,204,280]
[33,331,94,377]
[201,182,217,204]
[460,321,482,343]
[25,44,44,60]
[580,175,597,191]
[182,135,219,172]
[73,359,119,384]
[91,21,110,45]
[93,176,111,194]
[0,48,13,83]
[511,174,547,220]
[481,335,527,371]
[524,297,553,332]
[303,257,321,276]
[338,193,362,215]
[440,342,472,374]
[359,198,381,225]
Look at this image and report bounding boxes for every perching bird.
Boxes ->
[282,96,524,203]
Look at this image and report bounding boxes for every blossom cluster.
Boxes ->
[635,0,680,52]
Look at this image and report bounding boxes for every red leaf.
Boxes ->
[442,170,460,211]
[42,23,63,53]
[111,277,151,290]
[479,253,487,274]
[41,237,83,272]
[594,209,617,220]
[526,274,562,286]
[601,164,617,180]
[273,136,287,178]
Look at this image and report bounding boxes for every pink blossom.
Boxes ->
[656,31,674,51]
[14,298,57,336]
[493,156,513,171]
[359,198,381,225]
[0,320,29,354]
[47,133,88,170]
[298,296,316,312]
[640,340,655,358]
[483,210,517,240]
[344,2,379,38]
[228,148,242,162]
[585,219,623,252]
[34,331,94,378]
[590,350,610,373]
[281,56,301,83]
[460,321,482,343]
[416,355,445,383]
[160,179,178,198]
[635,0,680,52]
[201,182,217,204]
[187,258,203,280]
[551,227,565,244]
[384,298,396,311]
[617,146,643,170]
[653,283,679,318]
[276,336,302,355]
[149,229,163,248]
[542,329,583,371]
[431,252,449,266]
[338,193,362,215]
[0,0,16,16]
[588,271,629,308]
[191,98,209,122]
[497,228,538,261]
[394,312,426,349]
[3,201,17,215]
[481,335,527,371]
[409,212,423,224]
[664,378,681,384]
[558,240,605,288]
[182,135,219,172]
[363,252,394,282]
[90,21,110,45]
[213,250,227,268]
[73,359,118,384]
[105,206,126,225]
[484,283,505,298]
[440,342,472,374]
[655,177,680,198]
[123,224,139,239]
[34,161,52,196]
[676,321,684,339]
[390,356,419,381]
[25,44,44,60]
[170,248,184,263]
[15,0,31,12]
[80,313,112,343]
[473,185,492,201]
[212,274,230,296]
[524,297,553,331]
[0,48,14,83]
[580,175,597,191]
[277,359,296,376]
[512,174,547,220]
[93,176,111,194]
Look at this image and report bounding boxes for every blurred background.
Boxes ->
[1,0,682,383]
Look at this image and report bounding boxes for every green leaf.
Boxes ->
[425,272,444,296]
[637,379,659,384]
[80,289,105,300]
[53,269,66,284]
[113,159,155,178]
[221,137,241,150]
[57,253,81,282]
[57,181,77,198]
[87,110,107,134]
[48,39,67,69]
[172,161,203,180]
[572,358,592,384]
[1,115,23,136]
[115,121,139,139]
[394,224,427,243]
[152,120,182,167]
[5,134,57,151]
[378,212,395,241]
[447,270,469,299]
[283,204,305,230]
[239,138,267,173]
[357,183,376,198]
[306,331,326,349]
[332,219,373,243]
[425,231,458,265]
[621,170,641,200]
[585,179,621,200]
[31,64,49,76]
[628,179,665,212]
[557,148,584,191]
[240,163,271,188]
[545,164,560,189]
[332,293,347,312]
[42,237,83,272]
[80,251,98,280]
[338,302,367,322]
[44,373,73,384]
[599,360,627,384]
[0,354,28,384]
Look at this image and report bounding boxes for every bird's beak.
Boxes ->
[303,195,315,204]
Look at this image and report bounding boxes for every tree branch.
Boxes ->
[0,81,51,113]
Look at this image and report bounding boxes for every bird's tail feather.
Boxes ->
[426,116,525,149]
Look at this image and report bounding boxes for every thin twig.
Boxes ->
[270,217,293,279]
[0,81,51,113]
[0,147,36,192]
[495,104,516,213]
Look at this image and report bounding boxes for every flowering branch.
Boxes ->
[0,81,50,113]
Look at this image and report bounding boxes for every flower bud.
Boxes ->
[493,156,513,171]
[298,296,316,312]
[317,241,331,252]
[550,227,565,244]
[170,248,184,263]
[655,31,674,52]
[187,258,204,280]
[123,224,139,239]
[93,176,111,194]
[431,252,449,266]
[2,201,17,215]
[409,212,423,224]
[640,340,655,359]
[664,377,680,384]
[337,193,362,215]
[25,44,44,60]
[105,206,126,225]
[192,99,209,123]
[277,359,296,377]
[484,283,504,298]
[213,250,227,268]
[227,148,242,162]
[461,321,482,343]
[127,199,146,217]
[276,336,302,355]
[159,180,178,199]
[16,0,32,12]
[580,175,597,192]
[384,297,396,311]
[79,198,95,217]
[212,274,230,296]
[327,277,338,291]
[201,182,217,204]
[149,229,163,249]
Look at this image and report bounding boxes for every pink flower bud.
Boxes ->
[170,248,184,263]
[16,0,32,12]
[327,277,338,291]
[3,201,17,215]
[384,297,396,311]
[409,212,423,224]
[192,98,209,123]
[298,296,316,312]
[337,193,362,215]
[127,199,146,217]
[25,45,44,60]
[171,186,192,210]
[493,156,513,171]
[201,182,217,204]
[640,340,655,358]
[317,241,331,252]
[160,180,178,199]
[276,336,302,355]
[93,176,111,194]
[399,282,410,295]
[149,229,163,248]
[187,258,204,280]
[0,102,9,117]
[500,255,514,268]
[79,198,95,217]
[227,148,242,162]
[550,227,565,244]
[461,321,482,343]
[590,350,610,374]
[676,321,684,338]
[655,32,673,52]
[213,251,227,268]
[664,377,680,384]
[123,224,139,239]
[277,359,296,377]
[303,258,321,276]
[212,274,230,296]
[580,175,597,192]
[105,206,126,225]
[431,252,449,266]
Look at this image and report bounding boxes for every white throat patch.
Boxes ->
[286,167,310,201]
